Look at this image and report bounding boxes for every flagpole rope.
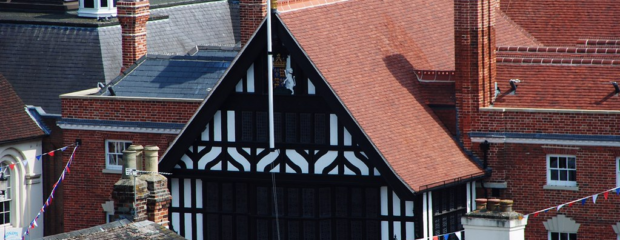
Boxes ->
[22,144,79,239]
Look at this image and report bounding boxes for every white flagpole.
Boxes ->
[267,0,275,150]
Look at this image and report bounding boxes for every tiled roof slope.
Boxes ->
[0,74,45,143]
[500,0,620,46]
[279,0,484,191]
[493,64,620,110]
[0,1,239,114]
[105,48,237,98]
[42,220,184,240]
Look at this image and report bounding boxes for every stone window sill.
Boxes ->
[102,169,122,174]
[543,185,579,191]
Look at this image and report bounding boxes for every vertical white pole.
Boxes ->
[267,0,275,150]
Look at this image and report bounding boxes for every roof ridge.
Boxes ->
[497,56,620,66]
[497,46,620,54]
[577,39,620,47]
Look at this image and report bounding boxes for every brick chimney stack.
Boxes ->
[239,0,267,45]
[112,145,171,226]
[454,0,497,149]
[117,0,150,72]
[141,145,172,226]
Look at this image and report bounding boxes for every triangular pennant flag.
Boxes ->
[605,192,609,200]
[456,231,462,240]
[568,201,575,207]
[534,212,539,217]
[22,160,28,167]
[593,194,599,204]
[41,206,45,213]
[433,236,439,240]
[544,208,549,213]
[48,151,55,157]
[524,214,529,222]
[61,146,67,151]
[617,188,620,195]
[60,171,65,180]
[581,198,587,205]
[557,204,564,211]
[66,166,70,173]
[444,234,450,240]
[9,164,14,170]
[36,155,41,161]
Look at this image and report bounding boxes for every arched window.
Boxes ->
[78,0,117,18]
[0,170,10,226]
[544,215,580,240]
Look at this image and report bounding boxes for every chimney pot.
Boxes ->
[487,198,500,212]
[128,145,144,170]
[121,148,137,179]
[475,198,488,211]
[144,145,160,174]
[500,199,514,213]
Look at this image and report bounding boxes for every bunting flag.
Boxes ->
[443,234,450,240]
[22,144,79,239]
[456,231,462,240]
[8,164,14,170]
[61,146,67,151]
[36,155,41,161]
[525,186,620,220]
[433,236,438,240]
[523,215,529,222]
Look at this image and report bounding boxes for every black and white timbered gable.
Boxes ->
[159,16,476,240]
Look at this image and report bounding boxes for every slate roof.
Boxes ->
[0,0,239,114]
[279,0,484,191]
[102,47,238,98]
[0,74,45,144]
[42,220,184,240]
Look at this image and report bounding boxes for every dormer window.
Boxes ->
[78,0,117,18]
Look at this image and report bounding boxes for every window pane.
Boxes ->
[568,158,576,169]
[569,233,577,240]
[84,0,94,8]
[101,0,108,7]
[560,233,568,240]
[560,170,568,181]
[559,158,567,168]
[550,157,558,168]
[108,142,116,153]
[551,232,559,240]
[568,170,576,181]
[551,170,559,181]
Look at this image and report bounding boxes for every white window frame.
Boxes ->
[105,140,132,170]
[546,155,577,187]
[78,0,117,18]
[548,232,577,240]
[0,171,11,226]
[616,157,620,188]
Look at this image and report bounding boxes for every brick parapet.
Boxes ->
[61,98,200,123]
[239,0,266,45]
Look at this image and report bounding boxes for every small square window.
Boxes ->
[105,140,132,170]
[547,155,576,187]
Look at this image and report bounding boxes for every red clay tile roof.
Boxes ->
[500,0,620,46]
[0,73,44,143]
[279,0,484,191]
[494,64,620,110]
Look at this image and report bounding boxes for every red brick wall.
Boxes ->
[473,143,620,240]
[61,98,200,123]
[239,0,266,45]
[61,129,178,232]
[60,97,199,232]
